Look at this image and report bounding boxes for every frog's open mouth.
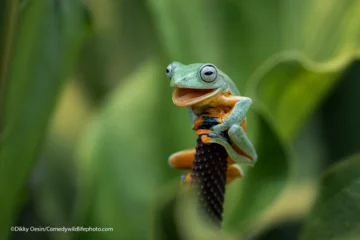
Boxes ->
[172,88,217,106]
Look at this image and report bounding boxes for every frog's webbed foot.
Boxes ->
[201,125,256,166]
[228,124,257,164]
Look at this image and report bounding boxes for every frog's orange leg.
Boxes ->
[196,129,213,136]
[168,149,196,169]
[193,117,205,130]
[226,162,244,184]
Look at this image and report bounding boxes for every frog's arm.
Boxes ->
[211,95,252,132]
[203,82,257,164]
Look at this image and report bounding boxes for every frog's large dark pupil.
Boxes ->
[204,71,213,76]
[166,69,169,73]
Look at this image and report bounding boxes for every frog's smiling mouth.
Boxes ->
[172,87,217,106]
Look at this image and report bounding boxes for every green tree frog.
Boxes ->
[166,62,258,184]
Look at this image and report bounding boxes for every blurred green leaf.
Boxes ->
[248,55,343,141]
[153,185,236,240]
[77,0,160,103]
[223,110,290,234]
[301,154,360,240]
[148,0,224,63]
[0,0,90,238]
[152,182,181,240]
[75,60,169,239]
[32,139,78,240]
[0,0,17,100]
[244,0,360,140]
[149,0,360,87]
[176,189,236,240]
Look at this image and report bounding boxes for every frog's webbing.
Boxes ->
[192,117,229,227]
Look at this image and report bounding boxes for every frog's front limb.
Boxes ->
[228,124,257,164]
[201,125,257,166]
[211,96,252,132]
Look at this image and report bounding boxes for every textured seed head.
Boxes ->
[192,134,228,227]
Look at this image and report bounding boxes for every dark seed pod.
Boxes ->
[192,134,228,227]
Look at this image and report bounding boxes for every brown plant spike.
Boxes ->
[192,134,228,227]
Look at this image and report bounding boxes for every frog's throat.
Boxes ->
[172,87,219,107]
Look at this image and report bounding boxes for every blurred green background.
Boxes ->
[1,0,360,239]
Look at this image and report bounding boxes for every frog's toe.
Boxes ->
[226,164,244,184]
[211,123,229,132]
[180,173,192,184]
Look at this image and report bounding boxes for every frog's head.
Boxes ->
[166,61,230,107]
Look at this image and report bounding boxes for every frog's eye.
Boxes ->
[200,64,217,83]
[165,64,173,79]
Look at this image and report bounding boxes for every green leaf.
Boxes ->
[75,60,177,239]
[223,109,290,233]
[147,0,224,63]
[247,54,343,141]
[32,139,79,240]
[175,189,236,240]
[244,0,360,140]
[151,182,182,240]
[0,0,91,238]
[78,0,160,102]
[153,185,236,240]
[149,0,360,85]
[302,154,360,240]
[0,0,17,99]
